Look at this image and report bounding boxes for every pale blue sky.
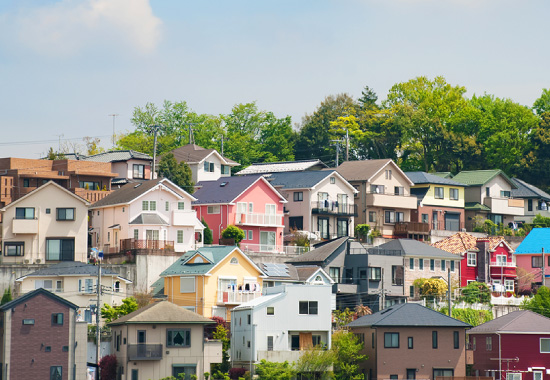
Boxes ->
[1,0,549,158]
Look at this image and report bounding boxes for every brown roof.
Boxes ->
[90,178,164,208]
[295,266,323,281]
[468,310,550,334]
[432,232,507,255]
[108,300,214,326]
[168,144,239,166]
[335,159,393,182]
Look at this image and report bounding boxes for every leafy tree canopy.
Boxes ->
[221,225,245,244]
[157,153,195,194]
[521,286,550,318]
[101,297,139,323]
[254,360,295,380]
[332,330,366,380]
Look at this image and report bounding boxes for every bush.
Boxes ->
[221,225,245,244]
[439,307,493,326]
[99,354,117,380]
[202,218,214,244]
[228,368,247,379]
[458,281,491,304]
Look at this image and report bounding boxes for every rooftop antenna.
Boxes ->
[109,114,119,148]
[54,134,64,153]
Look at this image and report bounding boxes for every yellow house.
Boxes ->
[160,246,265,321]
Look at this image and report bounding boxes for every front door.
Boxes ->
[318,218,329,239]
[260,231,276,252]
[432,211,439,230]
[407,369,416,380]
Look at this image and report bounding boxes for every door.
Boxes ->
[260,231,276,252]
[145,230,159,249]
[265,204,276,225]
[444,213,460,231]
[432,211,439,230]
[318,192,329,209]
[318,218,329,239]
[407,369,416,380]
[137,330,146,357]
[291,335,300,351]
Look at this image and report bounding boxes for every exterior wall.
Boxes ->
[413,205,465,232]
[516,254,547,285]
[111,323,221,380]
[417,184,465,209]
[352,325,468,380]
[405,256,460,299]
[488,244,516,287]
[192,153,231,183]
[282,188,313,233]
[111,159,152,181]
[460,251,477,287]
[1,184,89,264]
[469,333,550,378]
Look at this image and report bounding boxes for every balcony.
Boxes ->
[120,239,174,252]
[12,218,38,234]
[72,188,113,203]
[311,202,358,217]
[365,192,417,209]
[127,344,163,360]
[217,290,262,305]
[394,222,430,236]
[172,210,200,226]
[483,197,524,216]
[489,260,516,267]
[235,213,284,227]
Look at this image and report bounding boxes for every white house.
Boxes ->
[0,181,90,264]
[230,284,333,373]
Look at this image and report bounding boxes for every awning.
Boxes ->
[108,224,121,229]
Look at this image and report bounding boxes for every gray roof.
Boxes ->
[17,261,120,279]
[468,310,550,334]
[265,170,336,189]
[83,150,152,163]
[511,178,550,201]
[287,237,349,264]
[236,159,327,175]
[347,302,470,328]
[0,288,79,311]
[167,144,238,166]
[129,213,169,225]
[90,178,170,208]
[405,172,464,187]
[369,239,457,259]
[109,300,214,326]
[260,263,324,282]
[193,175,268,204]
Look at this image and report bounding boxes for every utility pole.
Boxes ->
[330,139,342,167]
[346,129,349,162]
[448,268,452,317]
[542,247,545,288]
[93,248,103,380]
[148,125,162,179]
[182,122,198,145]
[380,268,385,311]
[55,134,64,152]
[109,114,119,148]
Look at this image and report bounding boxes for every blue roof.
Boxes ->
[515,228,550,254]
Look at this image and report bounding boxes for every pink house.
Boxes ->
[193,175,287,253]
[515,228,550,288]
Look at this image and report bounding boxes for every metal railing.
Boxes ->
[235,213,283,226]
[311,202,358,216]
[217,290,262,304]
[127,344,163,360]
[489,261,516,267]
[120,239,175,251]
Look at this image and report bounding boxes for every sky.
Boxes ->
[1,0,549,158]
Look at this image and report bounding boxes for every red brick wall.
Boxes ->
[9,293,72,380]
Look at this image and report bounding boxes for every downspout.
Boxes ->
[498,332,502,380]
[71,308,76,380]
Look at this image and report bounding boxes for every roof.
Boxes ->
[405,171,464,187]
[160,246,264,277]
[515,228,550,254]
[287,237,349,264]
[82,150,152,163]
[109,300,214,326]
[168,144,239,166]
[468,310,550,334]
[347,303,470,328]
[266,170,356,193]
[336,159,414,186]
[511,178,550,201]
[0,288,79,311]
[15,261,126,280]
[464,202,491,211]
[433,233,509,255]
[433,172,453,179]
[232,292,285,310]
[236,159,328,175]
[193,175,286,205]
[129,213,169,225]
[260,263,331,283]
[452,169,517,188]
[370,239,457,259]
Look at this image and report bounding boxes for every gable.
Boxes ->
[234,177,286,205]
[208,249,265,278]
[1,181,89,211]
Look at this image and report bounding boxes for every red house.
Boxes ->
[433,232,516,291]
[468,310,550,380]
[193,175,287,253]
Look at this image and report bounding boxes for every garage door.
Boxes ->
[445,213,460,231]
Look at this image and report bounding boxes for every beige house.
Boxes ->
[15,261,132,324]
[108,301,222,380]
[0,181,90,264]
[336,159,417,238]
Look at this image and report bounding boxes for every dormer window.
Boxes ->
[204,161,215,172]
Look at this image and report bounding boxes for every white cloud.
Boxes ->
[12,0,162,56]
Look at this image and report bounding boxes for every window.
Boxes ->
[534,372,543,380]
[173,365,196,379]
[500,190,511,198]
[394,186,404,196]
[330,177,336,184]
[337,219,348,237]
[371,184,384,194]
[138,330,146,343]
[62,346,68,352]
[385,210,395,224]
[392,265,403,286]
[468,252,477,266]
[432,331,438,348]
[409,258,415,270]
[486,187,490,197]
[133,229,139,240]
[532,256,543,268]
[79,278,95,293]
[248,230,253,240]
[472,337,476,350]
[15,207,35,219]
[131,369,139,380]
[299,301,318,315]
[486,336,492,351]
[396,212,404,222]
[451,260,455,272]
[133,164,145,179]
[540,338,550,353]
[165,201,169,211]
[384,332,399,348]
[267,307,274,316]
[36,279,53,290]
[267,336,274,351]
[385,169,392,179]
[430,259,435,271]
[180,277,195,293]
[434,369,454,379]
[46,208,51,214]
[22,319,35,325]
[359,268,367,279]
[207,205,220,214]
[247,314,251,324]
[149,201,156,211]
[46,238,75,261]
[80,181,100,190]
[289,216,303,230]
[450,188,459,200]
[434,187,444,199]
[52,313,64,325]
[56,208,75,221]
[369,211,377,223]
[50,366,62,380]
[329,267,340,283]
[409,285,415,298]
[421,213,429,223]
[4,242,24,256]
[176,230,184,244]
[454,331,459,349]
[293,192,303,201]
[142,201,149,211]
[23,178,30,187]
[504,280,514,292]
[221,165,230,175]
[204,161,215,172]
[441,260,446,271]
[167,329,191,347]
[506,374,521,380]
[528,199,533,212]
[369,267,381,281]
[408,337,413,349]
[496,254,507,266]
[178,202,185,210]
[419,259,424,270]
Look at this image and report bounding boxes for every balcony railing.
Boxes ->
[217,290,262,305]
[311,202,358,217]
[127,344,163,360]
[235,213,284,227]
[489,261,516,267]
[394,222,430,235]
[12,218,39,234]
[120,239,174,251]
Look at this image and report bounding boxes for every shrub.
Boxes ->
[202,218,214,244]
[228,368,247,379]
[221,225,245,244]
[99,354,117,380]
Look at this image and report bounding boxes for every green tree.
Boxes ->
[157,153,195,194]
[521,286,550,318]
[221,225,245,244]
[332,330,366,380]
[458,281,491,304]
[294,345,335,379]
[202,218,213,244]
[1,287,12,305]
[211,324,231,373]
[83,136,105,155]
[439,307,493,327]
[413,278,448,298]
[254,360,295,380]
[101,297,139,323]
[533,88,550,116]
[46,147,66,160]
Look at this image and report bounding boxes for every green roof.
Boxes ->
[452,169,517,188]
[465,202,491,211]
[433,172,453,179]
[160,245,242,276]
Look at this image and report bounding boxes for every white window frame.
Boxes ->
[496,254,507,266]
[540,338,550,353]
[142,201,149,211]
[180,277,195,293]
[207,205,220,214]
[434,187,444,199]
[450,188,459,200]
[467,252,477,266]
[177,230,184,244]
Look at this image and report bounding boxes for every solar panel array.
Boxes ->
[263,263,290,277]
